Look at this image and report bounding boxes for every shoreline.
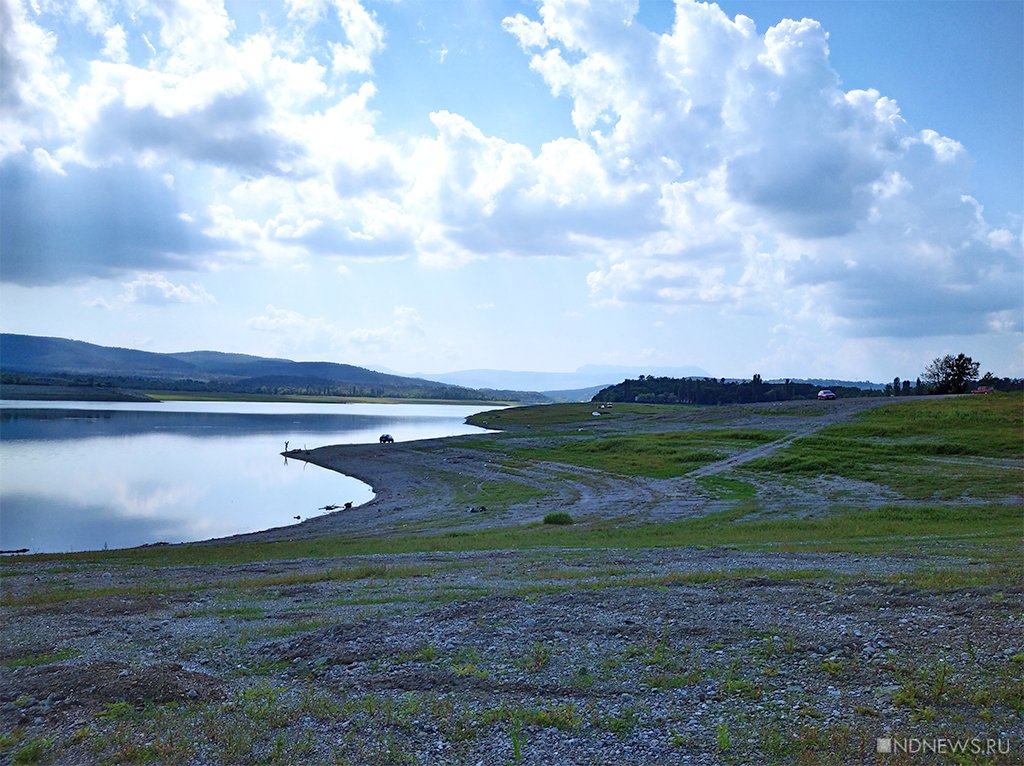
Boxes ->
[0,386,521,407]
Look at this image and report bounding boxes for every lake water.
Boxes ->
[0,401,493,554]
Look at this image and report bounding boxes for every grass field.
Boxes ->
[508,429,782,478]
[747,395,1023,499]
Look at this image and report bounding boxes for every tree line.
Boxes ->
[883,354,1022,396]
[592,375,875,406]
[592,354,1021,405]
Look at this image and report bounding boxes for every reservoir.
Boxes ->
[0,400,492,554]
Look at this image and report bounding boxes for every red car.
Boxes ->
[817,390,837,400]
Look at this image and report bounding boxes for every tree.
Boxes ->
[922,353,981,394]
[892,377,901,396]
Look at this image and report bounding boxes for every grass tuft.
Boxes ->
[543,512,574,525]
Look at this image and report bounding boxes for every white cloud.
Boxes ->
[119,273,216,305]
[246,302,424,360]
[100,24,127,62]
[501,13,548,49]
[506,0,1022,339]
[246,304,343,352]
[345,305,424,351]
[0,0,71,159]
[328,0,384,76]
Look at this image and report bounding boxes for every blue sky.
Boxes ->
[1,0,1021,383]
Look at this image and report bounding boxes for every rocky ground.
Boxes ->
[1,397,1021,765]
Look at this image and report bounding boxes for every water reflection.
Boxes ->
[0,401,490,554]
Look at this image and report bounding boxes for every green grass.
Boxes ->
[2,647,81,669]
[452,478,551,510]
[510,429,781,479]
[747,394,1023,498]
[9,502,1021,585]
[694,475,757,501]
[467,403,621,428]
[12,736,53,765]
[543,512,574,525]
[467,402,683,429]
[1,563,435,608]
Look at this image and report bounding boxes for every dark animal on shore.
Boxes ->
[379,434,394,444]
[293,515,301,521]
[319,504,341,511]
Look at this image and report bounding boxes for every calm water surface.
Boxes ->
[0,400,492,554]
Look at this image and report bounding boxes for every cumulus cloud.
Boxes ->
[505,0,1022,337]
[81,88,306,176]
[248,304,329,335]
[119,273,216,305]
[344,305,424,355]
[405,111,658,263]
[328,0,384,76]
[247,303,424,359]
[0,0,71,159]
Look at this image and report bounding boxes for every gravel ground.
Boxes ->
[2,546,1022,765]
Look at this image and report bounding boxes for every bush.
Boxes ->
[543,512,574,525]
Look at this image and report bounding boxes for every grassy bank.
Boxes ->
[12,499,1017,572]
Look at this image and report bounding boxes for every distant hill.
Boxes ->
[2,334,195,377]
[541,385,611,403]
[0,334,549,403]
[415,364,710,393]
[775,377,886,391]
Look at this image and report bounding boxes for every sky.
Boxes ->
[1,0,1021,384]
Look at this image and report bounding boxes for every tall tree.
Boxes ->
[922,354,981,394]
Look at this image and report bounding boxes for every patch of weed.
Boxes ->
[518,641,552,672]
[543,512,573,525]
[2,647,81,668]
[13,736,53,765]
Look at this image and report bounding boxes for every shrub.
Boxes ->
[543,512,574,525]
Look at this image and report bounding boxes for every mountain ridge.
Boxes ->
[0,334,549,403]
